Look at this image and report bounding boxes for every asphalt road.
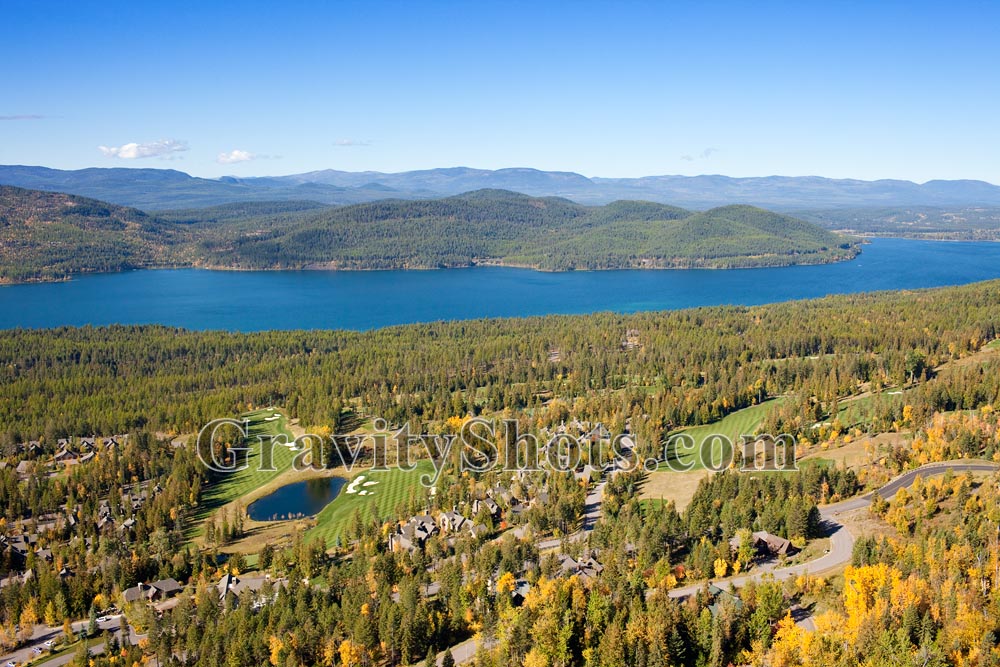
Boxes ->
[436,637,480,667]
[665,460,999,599]
[536,480,606,550]
[0,616,143,667]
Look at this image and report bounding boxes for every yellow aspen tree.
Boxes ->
[268,635,286,666]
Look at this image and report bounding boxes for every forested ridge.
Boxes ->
[0,185,858,281]
[0,185,189,282]
[2,279,998,448]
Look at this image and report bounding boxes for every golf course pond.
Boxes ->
[247,477,347,522]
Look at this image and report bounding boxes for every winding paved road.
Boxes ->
[666,460,999,599]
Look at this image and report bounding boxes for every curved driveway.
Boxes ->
[535,480,606,550]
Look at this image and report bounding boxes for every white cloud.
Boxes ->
[680,147,719,162]
[334,138,371,147]
[216,149,257,164]
[0,114,46,121]
[99,139,189,159]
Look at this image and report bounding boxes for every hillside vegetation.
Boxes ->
[0,186,858,282]
[0,185,185,282]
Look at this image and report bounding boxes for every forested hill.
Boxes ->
[0,185,185,282]
[0,186,859,282]
[201,190,857,270]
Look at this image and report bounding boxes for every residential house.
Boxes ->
[582,423,611,444]
[438,510,468,534]
[706,583,744,616]
[511,580,531,607]
[389,515,439,552]
[557,553,604,582]
[472,497,500,520]
[0,569,33,590]
[391,582,441,603]
[217,573,283,607]
[728,531,799,558]
[123,578,182,604]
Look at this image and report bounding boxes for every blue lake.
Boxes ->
[2,238,999,331]
[247,477,346,522]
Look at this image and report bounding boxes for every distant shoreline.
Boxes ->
[0,249,863,286]
[846,232,1000,243]
[14,234,1000,288]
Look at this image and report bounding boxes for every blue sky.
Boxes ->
[2,1,998,182]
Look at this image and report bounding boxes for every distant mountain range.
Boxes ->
[0,185,857,282]
[2,165,1000,210]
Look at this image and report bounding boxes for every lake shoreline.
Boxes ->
[0,247,863,286]
[1,238,998,331]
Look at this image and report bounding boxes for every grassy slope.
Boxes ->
[307,459,435,546]
[836,389,905,428]
[194,408,297,522]
[661,399,784,470]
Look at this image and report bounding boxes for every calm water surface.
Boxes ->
[2,238,999,331]
[247,477,346,522]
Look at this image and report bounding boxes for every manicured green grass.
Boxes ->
[194,408,297,522]
[799,457,833,468]
[307,459,435,547]
[661,399,783,470]
[639,498,676,511]
[773,457,833,476]
[837,390,903,428]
